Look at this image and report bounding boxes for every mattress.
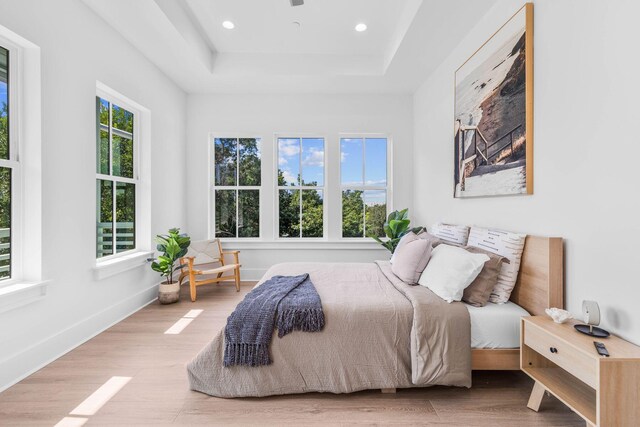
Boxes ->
[466,301,530,349]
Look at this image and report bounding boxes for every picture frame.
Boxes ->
[454,3,533,198]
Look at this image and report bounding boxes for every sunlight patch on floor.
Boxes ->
[69,376,132,416]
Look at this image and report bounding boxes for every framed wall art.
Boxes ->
[454,3,533,198]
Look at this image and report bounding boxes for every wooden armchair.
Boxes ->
[178,239,241,302]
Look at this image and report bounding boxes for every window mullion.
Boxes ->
[0,159,19,169]
[362,139,366,238]
[109,105,116,255]
[111,178,116,255]
[298,139,303,238]
[236,138,240,238]
[108,103,113,177]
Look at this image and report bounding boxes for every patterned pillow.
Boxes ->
[467,227,527,303]
[430,223,470,246]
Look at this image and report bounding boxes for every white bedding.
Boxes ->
[465,301,529,349]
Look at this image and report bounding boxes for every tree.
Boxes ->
[214,138,261,238]
[237,139,260,237]
[342,190,364,237]
[365,202,387,238]
[0,102,10,278]
[277,170,324,238]
[301,189,323,237]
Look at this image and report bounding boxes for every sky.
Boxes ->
[278,137,325,186]
[0,47,6,115]
[1,82,7,118]
[340,138,387,204]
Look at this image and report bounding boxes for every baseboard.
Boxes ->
[0,284,159,393]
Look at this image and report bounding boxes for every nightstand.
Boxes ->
[521,316,640,426]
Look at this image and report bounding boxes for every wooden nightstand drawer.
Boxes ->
[524,321,597,388]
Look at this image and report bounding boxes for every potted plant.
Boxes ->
[151,228,191,304]
[371,208,424,254]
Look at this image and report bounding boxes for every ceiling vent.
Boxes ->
[290,0,304,6]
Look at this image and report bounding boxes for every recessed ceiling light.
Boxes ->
[355,23,367,32]
[222,21,235,30]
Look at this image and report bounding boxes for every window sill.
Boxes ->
[219,240,388,250]
[94,250,154,280]
[0,280,50,314]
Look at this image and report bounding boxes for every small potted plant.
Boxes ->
[371,209,424,254]
[151,228,191,304]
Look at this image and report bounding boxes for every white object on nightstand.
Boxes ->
[544,307,573,324]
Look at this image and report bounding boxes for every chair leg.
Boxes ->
[234,267,240,292]
[189,273,197,302]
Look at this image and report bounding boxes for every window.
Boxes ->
[213,138,261,238]
[340,137,388,238]
[277,137,325,238]
[0,45,12,280]
[96,96,137,258]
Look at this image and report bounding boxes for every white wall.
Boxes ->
[187,94,414,279]
[413,0,640,344]
[0,0,187,390]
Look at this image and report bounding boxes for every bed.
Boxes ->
[471,236,563,370]
[187,236,563,397]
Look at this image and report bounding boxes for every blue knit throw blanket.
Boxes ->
[223,274,325,367]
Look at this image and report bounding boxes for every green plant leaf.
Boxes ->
[151,228,192,279]
[370,209,426,254]
[389,219,410,235]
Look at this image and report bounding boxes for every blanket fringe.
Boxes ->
[277,308,325,338]
[223,343,271,367]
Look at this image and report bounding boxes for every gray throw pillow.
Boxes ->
[462,246,508,307]
[391,232,433,284]
[417,230,443,247]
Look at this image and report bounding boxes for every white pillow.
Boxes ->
[430,223,470,246]
[467,227,527,303]
[418,245,489,303]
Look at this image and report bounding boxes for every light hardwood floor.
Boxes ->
[0,282,583,426]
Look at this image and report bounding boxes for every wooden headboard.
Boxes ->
[509,236,564,316]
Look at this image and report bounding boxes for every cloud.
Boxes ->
[278,139,300,157]
[302,148,324,168]
[280,168,298,185]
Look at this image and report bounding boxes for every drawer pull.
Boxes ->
[549,347,558,354]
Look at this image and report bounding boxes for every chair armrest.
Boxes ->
[180,256,196,272]
[221,250,240,265]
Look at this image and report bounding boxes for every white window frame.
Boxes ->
[339,134,393,240]
[274,135,328,240]
[0,25,46,298]
[0,38,22,285]
[210,135,262,241]
[95,83,151,266]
